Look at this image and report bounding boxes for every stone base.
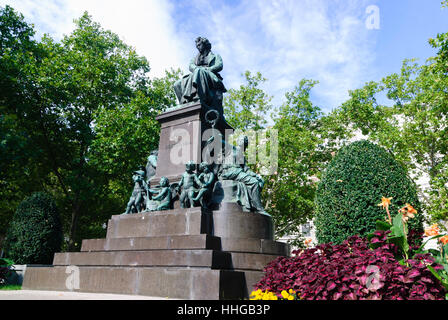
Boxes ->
[22,208,289,299]
[22,266,245,300]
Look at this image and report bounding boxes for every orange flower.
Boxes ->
[402,203,417,215]
[424,224,440,237]
[377,197,393,209]
[399,203,417,223]
[304,238,312,247]
[378,197,393,224]
[439,235,448,245]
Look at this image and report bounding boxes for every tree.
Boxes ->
[315,140,423,244]
[89,69,180,203]
[223,71,273,131]
[266,79,348,245]
[4,192,62,264]
[0,5,47,238]
[0,7,174,251]
[339,50,448,221]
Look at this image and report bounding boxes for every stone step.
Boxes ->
[81,235,221,252]
[106,208,209,238]
[229,252,279,272]
[22,266,246,300]
[81,235,289,256]
[53,250,232,269]
[106,207,274,240]
[53,249,280,272]
[220,238,289,256]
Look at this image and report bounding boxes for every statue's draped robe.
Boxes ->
[174,51,226,106]
[220,165,265,212]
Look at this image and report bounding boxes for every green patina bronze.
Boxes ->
[173,37,226,116]
[193,162,215,210]
[146,177,173,211]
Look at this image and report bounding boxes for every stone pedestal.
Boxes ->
[153,101,232,183]
[22,208,289,299]
[22,103,289,299]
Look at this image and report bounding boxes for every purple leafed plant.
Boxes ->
[255,232,446,300]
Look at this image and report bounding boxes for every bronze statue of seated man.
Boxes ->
[173,37,226,116]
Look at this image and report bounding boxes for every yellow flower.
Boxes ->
[378,197,393,224]
[249,289,264,300]
[288,295,294,300]
[377,197,392,209]
[288,289,296,294]
[281,290,289,299]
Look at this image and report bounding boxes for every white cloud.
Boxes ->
[0,0,189,77]
[1,0,380,110]
[180,0,379,111]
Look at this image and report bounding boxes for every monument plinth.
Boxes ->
[153,101,232,183]
[23,207,288,299]
[22,37,289,299]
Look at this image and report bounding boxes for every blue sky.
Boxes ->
[1,0,448,113]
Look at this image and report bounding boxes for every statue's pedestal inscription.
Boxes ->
[23,208,288,299]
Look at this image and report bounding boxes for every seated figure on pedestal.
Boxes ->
[147,176,172,211]
[173,37,227,116]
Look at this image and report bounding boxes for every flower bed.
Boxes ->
[255,199,448,300]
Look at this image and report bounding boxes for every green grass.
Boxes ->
[0,284,22,290]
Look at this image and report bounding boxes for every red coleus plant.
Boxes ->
[255,232,446,300]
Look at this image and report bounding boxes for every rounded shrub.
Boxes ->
[4,192,62,264]
[315,140,423,244]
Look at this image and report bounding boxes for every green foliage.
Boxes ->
[0,284,21,290]
[224,75,350,243]
[339,33,448,222]
[315,140,423,244]
[0,257,15,285]
[0,7,176,250]
[0,5,44,237]
[4,192,62,264]
[267,79,344,239]
[223,71,273,131]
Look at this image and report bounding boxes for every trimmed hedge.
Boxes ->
[4,192,62,264]
[315,140,423,244]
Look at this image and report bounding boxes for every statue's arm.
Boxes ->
[153,188,168,201]
[204,173,215,187]
[209,54,223,73]
[189,58,197,72]
[177,175,184,190]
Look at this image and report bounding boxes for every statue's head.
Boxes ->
[195,37,211,53]
[160,176,169,187]
[199,162,210,172]
[134,168,146,178]
[185,160,196,172]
